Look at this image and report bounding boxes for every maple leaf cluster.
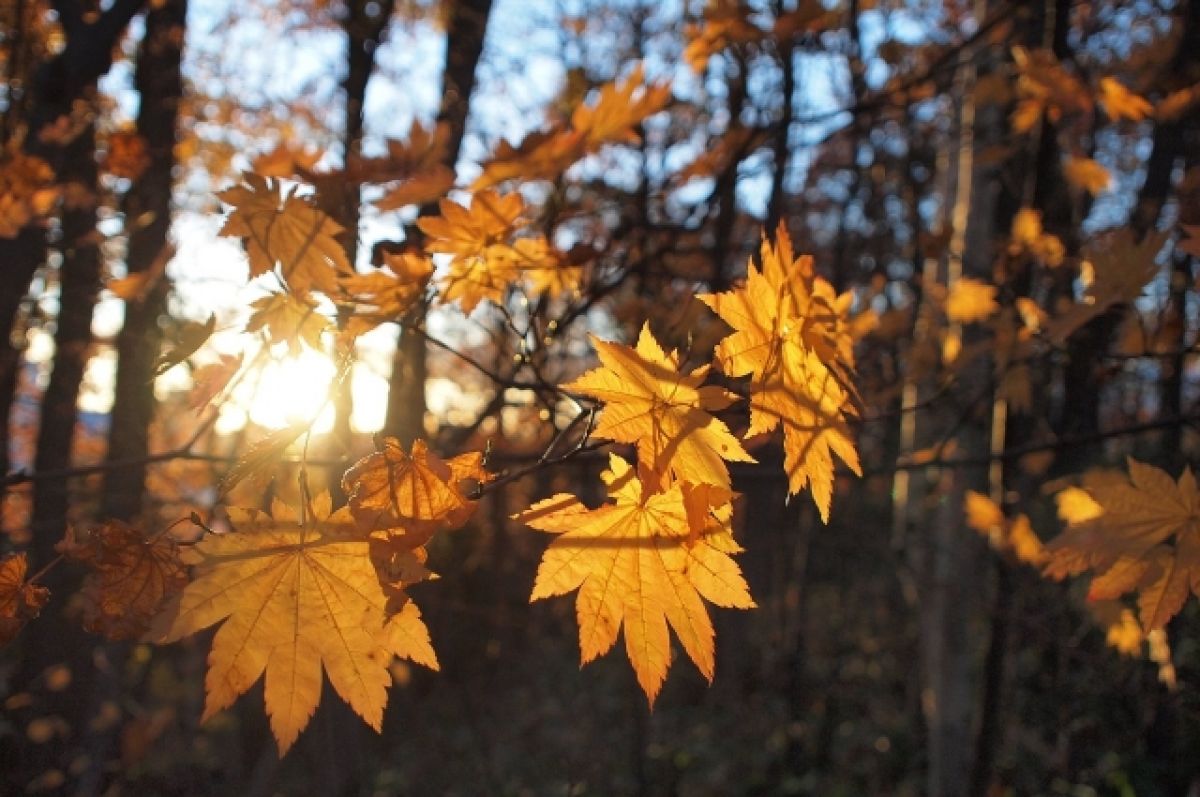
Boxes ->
[146,440,483,754]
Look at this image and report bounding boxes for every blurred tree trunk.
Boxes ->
[0,0,145,515]
[327,0,396,473]
[384,0,494,444]
[101,0,186,522]
[911,37,997,797]
[30,120,100,561]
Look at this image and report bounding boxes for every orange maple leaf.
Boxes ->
[218,174,352,296]
[1046,459,1200,630]
[62,520,188,640]
[570,64,671,148]
[337,252,433,336]
[148,492,438,755]
[565,322,754,490]
[517,455,754,703]
[417,190,525,312]
[698,226,860,520]
[342,438,490,546]
[0,553,50,646]
[473,65,670,189]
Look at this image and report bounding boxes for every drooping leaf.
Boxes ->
[219,423,310,496]
[154,315,216,378]
[148,493,437,755]
[61,520,188,640]
[0,553,50,646]
[1042,229,1168,345]
[517,455,754,703]
[188,353,243,413]
[564,322,754,490]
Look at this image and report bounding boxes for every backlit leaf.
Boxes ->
[148,493,437,755]
[564,323,754,490]
[517,455,753,703]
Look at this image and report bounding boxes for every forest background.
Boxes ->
[1,0,1200,795]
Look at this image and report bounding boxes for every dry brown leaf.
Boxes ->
[0,553,50,646]
[61,521,187,640]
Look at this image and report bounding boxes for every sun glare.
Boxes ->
[244,349,336,432]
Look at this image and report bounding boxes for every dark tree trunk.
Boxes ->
[327,0,397,471]
[30,120,101,562]
[384,0,494,445]
[0,0,146,513]
[101,0,186,521]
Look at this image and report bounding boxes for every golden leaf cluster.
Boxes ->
[698,226,860,520]
[418,190,580,311]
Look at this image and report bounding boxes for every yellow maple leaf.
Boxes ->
[697,226,860,520]
[148,492,437,755]
[512,235,583,299]
[218,174,352,296]
[473,67,670,189]
[1098,77,1153,122]
[564,323,754,490]
[1045,458,1200,630]
[945,278,999,324]
[246,291,331,355]
[517,454,754,703]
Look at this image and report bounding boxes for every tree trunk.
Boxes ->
[0,0,146,512]
[30,120,100,562]
[101,0,186,521]
[384,0,494,445]
[913,34,998,797]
